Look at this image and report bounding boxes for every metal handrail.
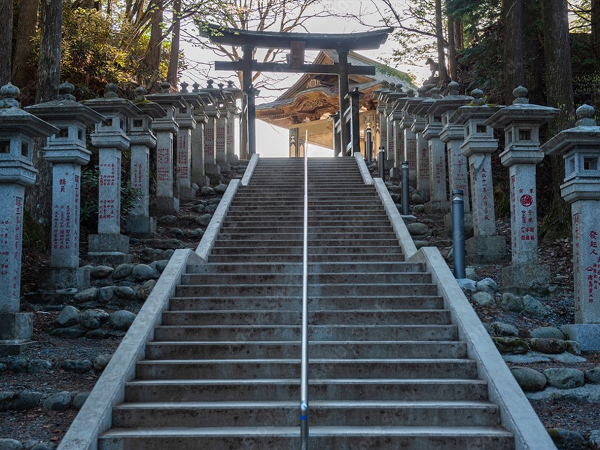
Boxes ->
[300,131,309,449]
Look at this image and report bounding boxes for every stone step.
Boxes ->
[209,246,404,256]
[144,341,467,360]
[168,295,444,311]
[185,261,423,274]
[180,271,431,285]
[217,231,398,241]
[98,426,514,450]
[123,378,490,403]
[217,225,396,234]
[227,205,385,212]
[153,324,459,342]
[210,239,401,249]
[208,253,406,263]
[135,358,478,380]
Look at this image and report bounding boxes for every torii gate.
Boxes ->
[201,25,392,158]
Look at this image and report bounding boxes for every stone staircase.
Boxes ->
[98,157,514,449]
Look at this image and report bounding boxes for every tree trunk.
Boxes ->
[0,0,13,86]
[166,0,180,88]
[13,0,41,91]
[143,1,164,85]
[502,0,524,104]
[454,20,463,51]
[448,19,457,81]
[36,0,62,103]
[434,0,449,84]
[542,0,575,239]
[592,0,600,66]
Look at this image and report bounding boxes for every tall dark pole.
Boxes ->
[337,48,350,156]
[241,44,255,158]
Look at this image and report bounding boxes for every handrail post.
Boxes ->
[300,131,309,449]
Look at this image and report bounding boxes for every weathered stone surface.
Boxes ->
[465,267,479,281]
[90,265,114,279]
[114,286,135,299]
[78,309,109,330]
[406,222,429,236]
[530,338,567,354]
[0,391,42,411]
[0,439,23,450]
[413,204,425,213]
[0,363,6,374]
[200,186,215,196]
[411,193,424,204]
[196,214,212,227]
[530,327,565,340]
[72,392,89,411]
[585,367,600,384]
[50,326,86,339]
[163,249,175,259]
[500,293,523,312]
[589,430,600,450]
[171,228,185,238]
[143,239,185,250]
[503,352,587,365]
[61,359,92,374]
[136,280,156,300]
[214,183,227,194]
[208,197,221,206]
[566,340,582,355]
[132,264,157,281]
[158,215,177,225]
[27,359,52,374]
[31,443,55,450]
[472,291,495,306]
[457,278,477,292]
[85,329,108,339]
[187,228,204,239]
[207,204,218,214]
[548,428,587,450]
[42,391,71,411]
[492,322,519,337]
[98,286,115,302]
[510,367,546,392]
[93,353,113,371]
[493,337,529,354]
[56,306,79,327]
[74,287,99,303]
[110,310,136,331]
[390,193,401,203]
[476,277,498,293]
[544,368,585,389]
[112,263,134,280]
[9,358,28,373]
[523,295,549,317]
[191,204,206,213]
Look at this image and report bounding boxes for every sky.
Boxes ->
[181,0,431,158]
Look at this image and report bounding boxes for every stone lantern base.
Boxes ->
[38,267,90,291]
[126,215,157,237]
[465,235,509,264]
[424,200,450,214]
[562,324,600,352]
[0,312,33,356]
[88,233,133,265]
[501,263,550,292]
[151,197,180,215]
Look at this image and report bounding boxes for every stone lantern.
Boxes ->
[224,80,242,164]
[190,82,213,187]
[486,86,559,290]
[146,82,186,214]
[386,86,408,173]
[176,82,202,200]
[374,81,391,154]
[450,89,507,264]
[404,87,429,197]
[128,86,166,236]
[396,89,417,186]
[0,83,58,355]
[203,80,222,179]
[26,82,105,288]
[541,105,600,349]
[84,83,142,264]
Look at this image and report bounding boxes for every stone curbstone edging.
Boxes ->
[354,152,373,185]
[373,177,418,259]
[241,153,259,186]
[57,248,200,450]
[409,246,558,450]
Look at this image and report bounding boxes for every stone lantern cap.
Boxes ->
[25,82,106,125]
[403,87,427,115]
[541,104,600,156]
[132,87,167,119]
[223,80,242,103]
[426,81,473,116]
[192,82,216,106]
[178,82,203,109]
[84,83,142,117]
[146,81,187,110]
[0,83,59,138]
[449,89,503,125]
[485,86,559,129]
[204,79,224,105]
[412,87,442,116]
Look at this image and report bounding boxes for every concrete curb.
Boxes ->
[354,153,373,185]
[409,247,557,450]
[195,179,240,262]
[373,177,418,259]
[241,154,259,186]
[57,249,200,450]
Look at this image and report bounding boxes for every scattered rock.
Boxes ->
[548,428,587,450]
[214,183,228,194]
[56,305,79,327]
[531,338,567,354]
[200,186,215,196]
[112,263,134,280]
[207,204,218,214]
[387,185,401,193]
[72,392,89,411]
[411,193,424,204]
[136,280,156,300]
[523,295,549,318]
[27,359,52,374]
[90,265,114,278]
[500,293,523,312]
[152,260,169,273]
[406,222,429,237]
[42,391,71,411]
[114,286,135,299]
[93,353,113,371]
[85,329,108,339]
[0,439,23,450]
[0,363,6,374]
[465,267,479,281]
[110,310,136,331]
[143,239,185,250]
[78,309,109,330]
[74,287,99,303]
[457,278,477,292]
[544,368,585,389]
[61,359,92,374]
[98,286,115,302]
[493,337,529,354]
[49,326,86,339]
[472,291,495,307]
[413,204,425,213]
[589,430,600,450]
[191,204,206,213]
[158,215,178,225]
[171,228,185,238]
[491,322,519,337]
[390,193,401,203]
[566,340,582,356]
[196,214,212,226]
[476,278,498,293]
[0,391,42,411]
[585,367,600,384]
[31,443,55,450]
[132,264,157,281]
[530,327,565,340]
[187,228,204,239]
[9,358,28,373]
[510,367,546,392]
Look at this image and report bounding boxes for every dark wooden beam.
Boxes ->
[215,61,376,76]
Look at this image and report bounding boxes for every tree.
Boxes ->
[166,0,181,87]
[0,0,13,86]
[502,0,524,104]
[434,0,449,83]
[36,0,63,102]
[12,0,41,91]
[592,0,600,63]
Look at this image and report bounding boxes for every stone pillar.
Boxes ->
[376,83,390,153]
[486,86,559,290]
[450,89,507,264]
[176,81,201,201]
[0,83,58,355]
[405,87,429,198]
[396,91,417,186]
[216,104,231,171]
[26,82,106,288]
[147,82,186,214]
[85,84,141,264]
[204,105,221,181]
[541,105,600,348]
[128,87,165,235]
[224,80,241,165]
[190,82,209,187]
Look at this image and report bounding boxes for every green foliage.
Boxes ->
[23,210,48,252]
